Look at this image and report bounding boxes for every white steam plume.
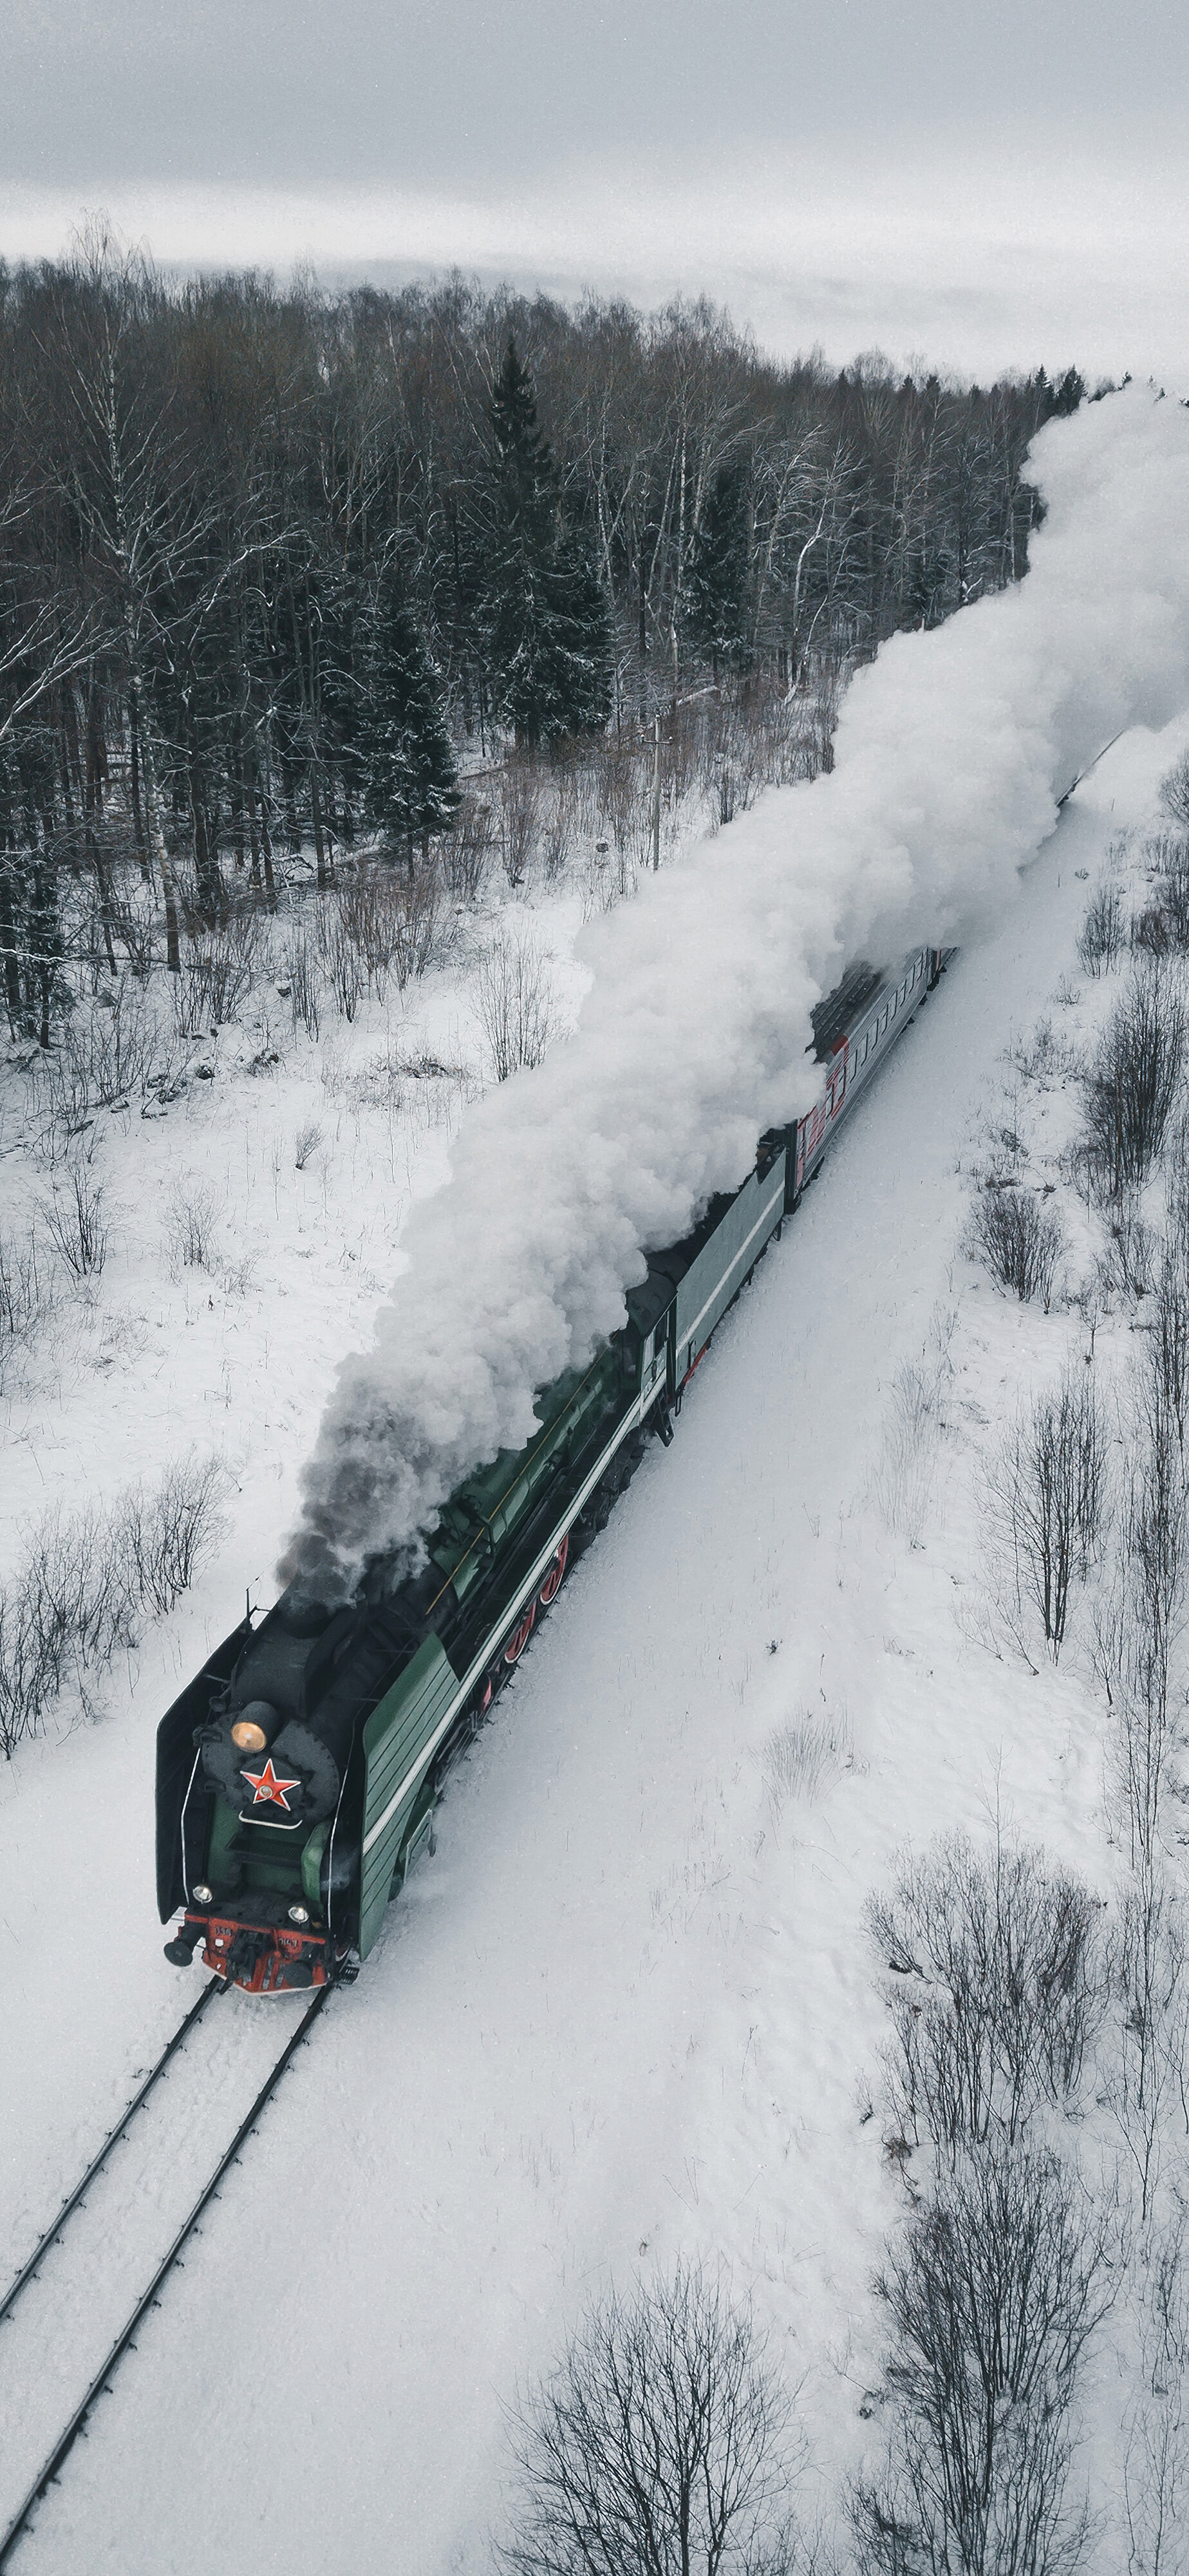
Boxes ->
[283,386,1189,1587]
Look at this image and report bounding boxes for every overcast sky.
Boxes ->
[3,1,1186,382]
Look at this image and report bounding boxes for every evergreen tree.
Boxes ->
[360,564,458,861]
[684,464,750,674]
[483,338,612,746]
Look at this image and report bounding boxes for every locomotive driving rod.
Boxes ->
[0,1978,332,2572]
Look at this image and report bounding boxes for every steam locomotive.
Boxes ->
[156,943,948,1992]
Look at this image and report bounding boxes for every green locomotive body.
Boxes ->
[156,945,946,1991]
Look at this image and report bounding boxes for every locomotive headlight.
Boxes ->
[193,1883,213,1905]
[231,1719,268,1754]
[288,1903,310,1926]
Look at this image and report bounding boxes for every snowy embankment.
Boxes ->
[5,718,1188,2573]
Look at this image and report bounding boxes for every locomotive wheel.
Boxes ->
[539,1533,569,1606]
[504,1600,536,1663]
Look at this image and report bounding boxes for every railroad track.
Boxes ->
[0,1977,333,2570]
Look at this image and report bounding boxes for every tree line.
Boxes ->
[0,225,1086,1039]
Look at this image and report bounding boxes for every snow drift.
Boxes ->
[283,385,1189,1586]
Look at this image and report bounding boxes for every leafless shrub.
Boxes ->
[867,1832,1107,2153]
[1133,903,1174,957]
[1109,1870,1189,2226]
[763,1706,852,1812]
[294,1117,323,1170]
[986,1369,1107,1660]
[540,767,576,880]
[166,1179,223,1271]
[0,1456,227,1757]
[333,864,398,999]
[498,758,541,887]
[0,1586,45,1759]
[315,902,366,1021]
[1096,1351,1188,1872]
[36,1041,92,1140]
[444,795,494,902]
[499,2259,806,2576]
[1166,1109,1189,1274]
[1125,2214,1189,2571]
[173,907,260,1036]
[389,860,444,984]
[43,1160,109,1280]
[329,860,444,996]
[1083,966,1186,1199]
[282,928,321,1041]
[1150,1244,1189,1465]
[1012,1015,1080,1087]
[476,932,556,1080]
[1078,879,1125,975]
[870,1341,950,1544]
[1100,1192,1158,1300]
[1156,835,1189,951]
[60,980,160,1107]
[0,1225,52,1387]
[854,2142,1112,2576]
[118,1454,229,1616]
[968,1181,1062,1307]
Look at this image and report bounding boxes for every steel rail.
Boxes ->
[0,1977,224,2333]
[0,1979,332,2572]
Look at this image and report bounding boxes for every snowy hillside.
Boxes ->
[5,712,1189,2571]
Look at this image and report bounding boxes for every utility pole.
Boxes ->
[651,709,661,871]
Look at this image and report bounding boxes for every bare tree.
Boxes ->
[1125,2213,1189,2574]
[1096,1352,1188,1871]
[1110,1871,1188,2226]
[500,2260,806,2576]
[986,1370,1107,1660]
[854,2143,1112,2576]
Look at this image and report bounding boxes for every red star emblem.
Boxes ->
[240,1757,301,1810]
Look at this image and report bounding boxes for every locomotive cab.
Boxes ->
[158,1586,365,1993]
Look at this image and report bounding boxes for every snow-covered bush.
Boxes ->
[443,795,494,901]
[1098,1193,1158,1300]
[165,1177,223,1272]
[1077,880,1125,976]
[763,1706,852,1812]
[0,1454,227,1757]
[476,933,557,1081]
[497,760,542,889]
[968,1182,1062,1307]
[0,1223,53,1388]
[42,1159,109,1281]
[866,1833,1107,2153]
[282,927,322,1040]
[1083,965,1186,1198]
[173,908,261,1036]
[870,1335,952,1545]
[57,976,163,1110]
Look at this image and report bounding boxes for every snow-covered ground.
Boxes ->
[5,715,1187,2571]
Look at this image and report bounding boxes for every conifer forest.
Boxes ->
[0,239,1085,1046]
